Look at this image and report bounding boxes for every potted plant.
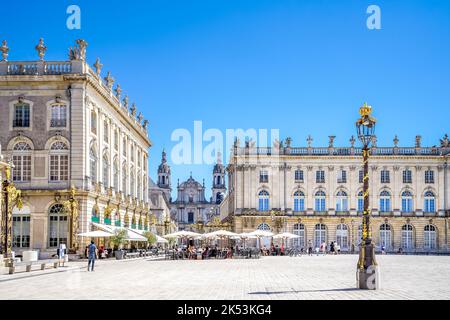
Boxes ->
[110,229,127,259]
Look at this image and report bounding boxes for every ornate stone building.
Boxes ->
[0,39,171,256]
[221,135,450,253]
[156,151,226,231]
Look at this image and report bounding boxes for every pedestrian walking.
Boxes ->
[330,241,335,255]
[87,240,98,272]
[308,240,313,256]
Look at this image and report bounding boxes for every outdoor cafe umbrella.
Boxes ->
[202,230,238,249]
[163,231,201,247]
[247,230,274,250]
[273,232,300,249]
[77,230,113,237]
[232,232,258,249]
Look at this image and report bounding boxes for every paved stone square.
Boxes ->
[0,254,449,300]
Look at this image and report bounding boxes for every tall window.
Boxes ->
[403,169,412,184]
[122,137,127,156]
[12,142,32,182]
[49,141,69,181]
[425,170,434,184]
[379,190,391,212]
[424,191,435,213]
[293,223,305,248]
[337,170,347,183]
[89,146,97,182]
[114,130,119,151]
[293,191,305,211]
[359,170,364,184]
[381,170,390,183]
[336,224,348,250]
[50,104,67,127]
[314,190,326,212]
[137,171,142,200]
[314,224,326,248]
[316,170,325,183]
[130,145,135,162]
[113,159,119,192]
[137,150,141,167]
[102,154,109,187]
[401,191,413,212]
[336,191,348,212]
[357,191,364,212]
[12,206,30,248]
[48,204,67,248]
[401,224,414,250]
[188,212,194,223]
[90,110,97,134]
[122,163,128,194]
[259,170,268,183]
[13,102,30,127]
[294,170,304,182]
[424,225,437,249]
[103,120,109,143]
[379,224,391,250]
[258,190,270,211]
[130,166,135,197]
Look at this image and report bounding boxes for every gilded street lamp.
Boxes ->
[355,102,379,290]
[62,187,79,252]
[1,165,23,257]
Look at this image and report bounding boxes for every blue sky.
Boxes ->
[2,0,450,200]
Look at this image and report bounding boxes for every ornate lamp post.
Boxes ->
[62,187,79,252]
[1,164,23,257]
[355,102,379,289]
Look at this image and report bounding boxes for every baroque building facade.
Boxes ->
[0,39,172,256]
[156,151,226,231]
[221,135,450,253]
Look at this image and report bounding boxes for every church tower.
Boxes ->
[157,149,172,201]
[211,152,226,204]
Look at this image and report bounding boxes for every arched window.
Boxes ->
[257,223,271,231]
[424,225,437,249]
[12,206,30,248]
[336,224,348,250]
[401,224,414,249]
[314,224,326,248]
[314,190,326,212]
[89,146,97,182]
[12,142,32,182]
[130,166,135,197]
[424,191,435,213]
[113,159,119,192]
[122,163,128,194]
[293,191,305,212]
[48,204,67,247]
[379,224,391,250]
[49,141,69,181]
[379,191,391,212]
[258,190,270,211]
[293,223,305,248]
[336,191,348,212]
[102,154,109,187]
[401,191,413,213]
[357,191,364,212]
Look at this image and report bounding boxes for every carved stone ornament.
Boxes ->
[0,40,9,61]
[130,103,137,116]
[93,58,103,75]
[35,38,47,61]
